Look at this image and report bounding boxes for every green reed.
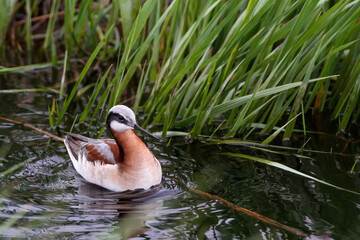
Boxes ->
[0,0,359,140]
[0,0,16,56]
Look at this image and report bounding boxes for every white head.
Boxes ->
[107,105,136,132]
[106,105,160,140]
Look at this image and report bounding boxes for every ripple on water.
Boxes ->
[1,111,360,239]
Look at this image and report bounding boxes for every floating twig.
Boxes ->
[171,177,308,238]
[0,116,64,142]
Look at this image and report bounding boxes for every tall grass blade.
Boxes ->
[56,25,114,124]
[111,0,177,106]
[25,0,32,62]
[177,76,332,127]
[110,0,159,106]
[79,65,112,123]
[60,50,68,99]
[0,0,16,56]
[64,0,76,55]
[43,0,61,49]
[0,62,63,73]
[262,113,301,145]
[119,0,133,41]
[223,153,360,196]
[0,88,59,94]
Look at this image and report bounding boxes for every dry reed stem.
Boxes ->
[0,116,64,142]
[15,3,105,26]
[170,177,308,238]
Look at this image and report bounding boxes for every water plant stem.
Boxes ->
[172,177,308,238]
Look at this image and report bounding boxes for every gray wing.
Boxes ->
[64,132,93,161]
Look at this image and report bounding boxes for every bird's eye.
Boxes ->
[118,115,125,121]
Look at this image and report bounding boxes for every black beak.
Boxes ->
[134,124,161,141]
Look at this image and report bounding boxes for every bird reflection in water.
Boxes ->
[75,181,169,238]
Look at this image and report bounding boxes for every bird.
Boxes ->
[64,105,162,192]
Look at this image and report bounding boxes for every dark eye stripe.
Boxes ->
[116,114,127,124]
[107,112,128,125]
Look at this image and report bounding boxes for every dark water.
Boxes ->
[0,86,359,239]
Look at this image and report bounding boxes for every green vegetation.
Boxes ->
[1,0,359,141]
[222,152,360,195]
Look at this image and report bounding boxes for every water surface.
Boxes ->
[0,87,359,239]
